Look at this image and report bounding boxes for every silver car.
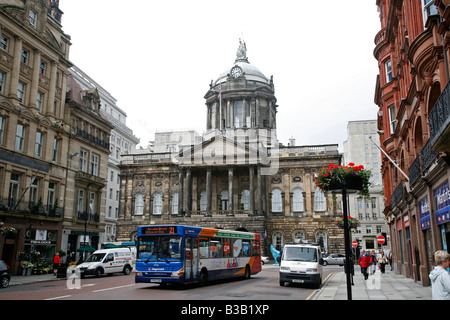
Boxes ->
[322,253,345,266]
[261,256,270,265]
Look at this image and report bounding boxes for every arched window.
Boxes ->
[272,231,284,251]
[293,230,306,243]
[153,192,162,215]
[241,190,250,210]
[272,189,282,212]
[314,188,326,211]
[171,192,178,214]
[199,191,207,211]
[292,188,304,212]
[134,193,144,215]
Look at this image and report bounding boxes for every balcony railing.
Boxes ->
[429,80,450,147]
[0,198,63,218]
[77,211,100,223]
[391,182,404,209]
[421,138,439,172]
[408,155,421,186]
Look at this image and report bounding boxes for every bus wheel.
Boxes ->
[244,265,251,279]
[200,269,208,286]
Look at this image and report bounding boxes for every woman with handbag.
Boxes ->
[377,250,387,273]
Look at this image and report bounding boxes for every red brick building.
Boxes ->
[374,0,450,286]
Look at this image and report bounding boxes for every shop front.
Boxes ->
[434,181,450,252]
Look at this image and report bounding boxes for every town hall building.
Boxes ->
[116,41,345,255]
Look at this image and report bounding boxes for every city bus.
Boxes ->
[135,225,262,285]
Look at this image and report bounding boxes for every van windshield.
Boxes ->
[283,247,317,262]
[137,236,182,262]
[85,253,106,262]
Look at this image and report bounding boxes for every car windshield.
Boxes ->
[283,247,317,262]
[138,236,182,262]
[85,253,106,262]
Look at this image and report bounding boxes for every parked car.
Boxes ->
[0,260,11,288]
[261,256,270,265]
[322,253,345,266]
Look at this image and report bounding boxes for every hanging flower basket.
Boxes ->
[0,226,17,237]
[336,216,360,230]
[314,163,371,197]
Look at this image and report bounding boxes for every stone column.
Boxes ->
[227,167,234,216]
[29,49,41,112]
[47,61,58,117]
[178,168,184,215]
[9,36,22,100]
[257,165,263,216]
[249,165,255,216]
[185,167,192,217]
[206,167,212,217]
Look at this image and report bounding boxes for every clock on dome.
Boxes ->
[231,66,242,79]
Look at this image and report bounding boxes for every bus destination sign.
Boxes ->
[142,226,177,235]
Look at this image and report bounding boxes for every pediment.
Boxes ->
[176,134,263,167]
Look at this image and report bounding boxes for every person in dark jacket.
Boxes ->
[358,249,372,280]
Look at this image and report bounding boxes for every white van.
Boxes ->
[77,248,135,278]
[277,243,324,288]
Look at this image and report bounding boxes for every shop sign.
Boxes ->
[419,196,431,230]
[434,181,450,225]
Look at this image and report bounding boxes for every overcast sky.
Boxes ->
[60,0,381,150]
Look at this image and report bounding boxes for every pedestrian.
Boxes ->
[358,249,372,280]
[53,252,61,276]
[378,250,387,273]
[388,251,393,271]
[370,250,377,275]
[429,250,450,300]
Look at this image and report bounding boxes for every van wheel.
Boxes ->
[95,268,103,278]
[123,265,132,275]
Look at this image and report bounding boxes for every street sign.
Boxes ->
[352,240,358,248]
[377,235,385,245]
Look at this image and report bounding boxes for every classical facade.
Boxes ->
[0,0,71,273]
[117,41,345,255]
[373,0,450,285]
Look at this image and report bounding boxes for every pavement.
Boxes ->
[8,266,432,300]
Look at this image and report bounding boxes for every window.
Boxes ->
[21,49,29,64]
[90,154,99,176]
[8,173,20,209]
[233,100,243,128]
[40,61,46,76]
[17,82,26,102]
[36,92,44,113]
[199,191,207,211]
[241,190,250,210]
[153,192,162,214]
[314,188,326,211]
[35,131,43,156]
[385,59,392,82]
[29,178,39,206]
[271,189,282,212]
[134,193,144,215]
[388,105,396,134]
[29,9,37,27]
[272,231,284,251]
[89,192,95,214]
[15,124,25,151]
[77,189,84,213]
[0,116,5,146]
[292,188,304,212]
[293,231,305,243]
[366,225,372,234]
[52,137,59,161]
[423,0,438,24]
[79,149,88,172]
[110,170,114,182]
[0,72,5,94]
[220,190,229,211]
[0,35,8,52]
[47,182,56,213]
[171,192,178,214]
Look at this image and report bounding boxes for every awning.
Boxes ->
[76,245,96,252]
[104,243,122,248]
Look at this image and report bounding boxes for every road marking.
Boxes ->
[306,273,334,300]
[92,284,135,293]
[44,295,72,300]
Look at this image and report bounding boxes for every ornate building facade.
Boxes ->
[373,0,450,285]
[117,41,345,255]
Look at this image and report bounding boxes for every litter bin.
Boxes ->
[57,263,68,279]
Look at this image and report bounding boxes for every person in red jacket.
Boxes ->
[358,249,372,280]
[53,252,61,276]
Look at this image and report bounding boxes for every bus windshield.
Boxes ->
[138,236,182,262]
[283,247,317,262]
